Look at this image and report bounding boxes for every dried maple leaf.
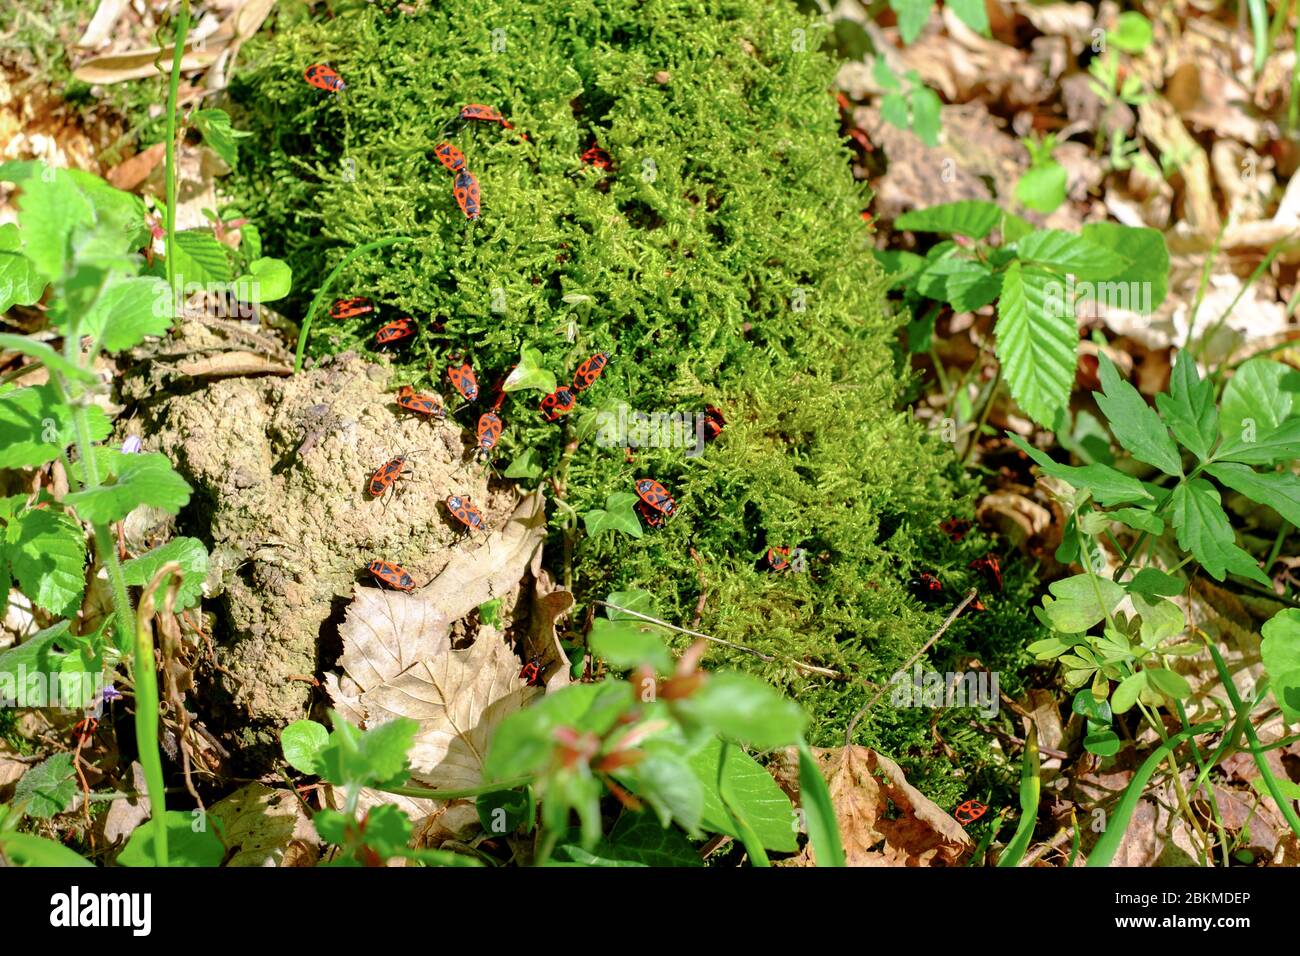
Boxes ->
[362,630,540,790]
[776,746,971,866]
[208,782,318,867]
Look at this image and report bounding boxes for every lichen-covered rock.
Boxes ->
[139,345,518,757]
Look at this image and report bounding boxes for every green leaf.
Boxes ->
[1016,229,1131,280]
[502,347,557,394]
[1125,567,1185,598]
[618,750,704,834]
[909,85,942,147]
[0,832,92,867]
[318,712,417,789]
[1220,358,1299,439]
[1144,667,1191,701]
[503,447,543,481]
[553,812,701,866]
[13,753,77,819]
[1001,211,1034,243]
[889,0,934,45]
[1095,354,1183,476]
[168,229,233,289]
[121,536,209,610]
[0,163,93,281]
[946,0,989,35]
[996,724,1041,867]
[5,506,86,616]
[1215,417,1300,465]
[1156,351,1218,461]
[915,257,1001,311]
[588,618,672,672]
[82,276,173,351]
[1083,506,1163,536]
[65,169,150,253]
[1205,462,1300,528]
[872,56,901,92]
[1072,690,1112,724]
[687,737,797,852]
[1015,162,1067,214]
[606,589,660,620]
[895,199,1002,239]
[1169,479,1270,585]
[476,787,532,835]
[0,333,100,385]
[0,223,48,310]
[673,673,808,749]
[582,492,643,539]
[1260,610,1300,722]
[0,383,110,469]
[233,257,292,303]
[879,92,910,130]
[1084,727,1121,757]
[796,740,845,866]
[1040,573,1125,632]
[118,810,225,866]
[995,261,1077,427]
[0,621,69,707]
[64,451,192,523]
[1108,11,1153,53]
[1078,223,1168,309]
[1010,435,1154,505]
[1110,671,1147,714]
[191,108,252,168]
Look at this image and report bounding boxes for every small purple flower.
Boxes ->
[122,435,143,455]
[101,684,123,704]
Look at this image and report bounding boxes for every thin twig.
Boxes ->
[593,601,842,678]
[844,588,978,746]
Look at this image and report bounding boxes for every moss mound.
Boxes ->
[225,0,986,757]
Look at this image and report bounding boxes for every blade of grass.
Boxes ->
[1086,722,1222,867]
[997,721,1040,866]
[796,739,845,867]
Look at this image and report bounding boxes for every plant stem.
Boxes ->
[380,776,532,800]
[294,236,416,372]
[164,1,191,326]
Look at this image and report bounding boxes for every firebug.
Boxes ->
[445,494,485,531]
[540,386,576,422]
[330,296,373,319]
[433,142,466,172]
[571,352,610,392]
[304,64,345,92]
[460,104,513,128]
[954,799,988,826]
[367,559,416,591]
[970,554,1003,592]
[519,656,544,687]
[453,171,481,220]
[395,385,445,421]
[375,317,416,347]
[447,361,479,402]
[634,478,676,516]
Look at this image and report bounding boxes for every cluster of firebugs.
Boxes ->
[303,65,996,824]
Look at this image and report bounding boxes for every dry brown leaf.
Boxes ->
[101,762,149,846]
[362,629,541,790]
[777,745,971,866]
[336,588,452,697]
[208,782,318,867]
[1139,98,1220,240]
[106,142,166,191]
[525,548,574,692]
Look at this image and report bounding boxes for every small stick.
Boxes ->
[844,588,979,746]
[593,602,842,678]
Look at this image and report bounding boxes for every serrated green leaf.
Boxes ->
[0,222,48,311]
[1204,462,1300,528]
[995,261,1077,426]
[0,383,109,469]
[1215,417,1300,465]
[1156,351,1217,460]
[0,163,93,281]
[1010,435,1153,505]
[1095,354,1183,476]
[192,108,252,168]
[14,753,77,819]
[168,229,233,288]
[1220,358,1299,439]
[5,505,85,617]
[122,536,208,610]
[1017,229,1130,280]
[64,451,192,523]
[895,199,1003,239]
[1078,223,1168,309]
[82,276,173,351]
[1169,479,1270,585]
[915,257,1001,310]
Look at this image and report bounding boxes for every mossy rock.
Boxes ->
[225,0,979,751]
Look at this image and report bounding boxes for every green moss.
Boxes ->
[224,0,1037,791]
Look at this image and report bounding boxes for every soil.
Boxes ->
[123,329,520,761]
